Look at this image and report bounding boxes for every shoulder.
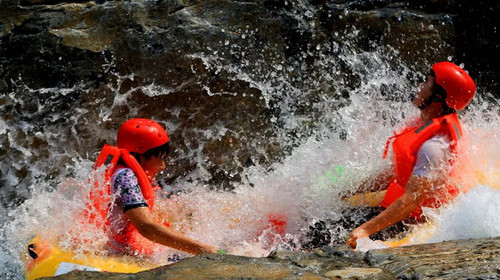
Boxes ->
[113,167,135,177]
[111,168,138,191]
[113,168,137,181]
[416,134,451,164]
[413,135,451,177]
[419,134,450,153]
[111,168,148,210]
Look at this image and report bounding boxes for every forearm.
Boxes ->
[125,207,216,255]
[137,221,215,255]
[347,170,434,249]
[358,193,420,236]
[355,176,429,236]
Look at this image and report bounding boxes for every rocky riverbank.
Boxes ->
[43,236,500,279]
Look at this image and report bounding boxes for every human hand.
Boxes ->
[346,228,369,249]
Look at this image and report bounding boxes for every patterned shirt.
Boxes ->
[111,168,149,212]
[108,167,149,245]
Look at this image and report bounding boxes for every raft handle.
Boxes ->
[27,244,38,259]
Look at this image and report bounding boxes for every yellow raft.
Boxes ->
[24,237,160,280]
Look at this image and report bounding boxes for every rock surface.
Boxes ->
[2,0,498,203]
[42,236,500,279]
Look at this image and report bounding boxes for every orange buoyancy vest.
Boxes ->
[380,113,462,218]
[87,144,157,255]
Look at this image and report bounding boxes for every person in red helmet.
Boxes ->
[87,118,217,256]
[344,62,476,249]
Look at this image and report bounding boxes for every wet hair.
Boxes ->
[126,142,170,164]
[142,142,170,160]
[427,70,456,114]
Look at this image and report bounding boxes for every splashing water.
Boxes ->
[1,18,500,280]
[428,185,500,242]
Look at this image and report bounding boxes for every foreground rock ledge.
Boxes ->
[43,236,500,279]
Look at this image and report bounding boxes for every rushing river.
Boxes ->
[1,3,500,279]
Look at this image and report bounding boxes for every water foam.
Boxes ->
[428,185,500,242]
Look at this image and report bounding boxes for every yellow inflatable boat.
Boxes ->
[24,237,161,280]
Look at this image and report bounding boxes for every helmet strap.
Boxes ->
[416,92,442,110]
[129,152,142,164]
[416,78,447,111]
[417,93,455,115]
[441,102,456,115]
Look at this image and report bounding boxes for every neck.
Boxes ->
[420,102,448,122]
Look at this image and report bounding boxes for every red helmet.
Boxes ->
[432,62,476,111]
[117,118,169,154]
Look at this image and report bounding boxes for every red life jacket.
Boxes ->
[380,113,462,218]
[87,144,157,255]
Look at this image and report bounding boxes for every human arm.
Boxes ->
[342,167,393,207]
[112,169,217,255]
[346,175,431,248]
[346,135,451,248]
[125,207,217,255]
[353,166,394,194]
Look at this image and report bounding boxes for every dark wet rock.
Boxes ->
[365,237,500,279]
[41,236,500,279]
[0,0,498,203]
[453,0,500,93]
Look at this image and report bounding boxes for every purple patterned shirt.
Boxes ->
[111,168,149,212]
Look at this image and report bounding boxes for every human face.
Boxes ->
[412,75,435,109]
[140,155,166,180]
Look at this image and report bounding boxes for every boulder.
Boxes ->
[42,236,500,279]
[0,0,498,201]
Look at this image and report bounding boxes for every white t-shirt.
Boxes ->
[412,134,451,179]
